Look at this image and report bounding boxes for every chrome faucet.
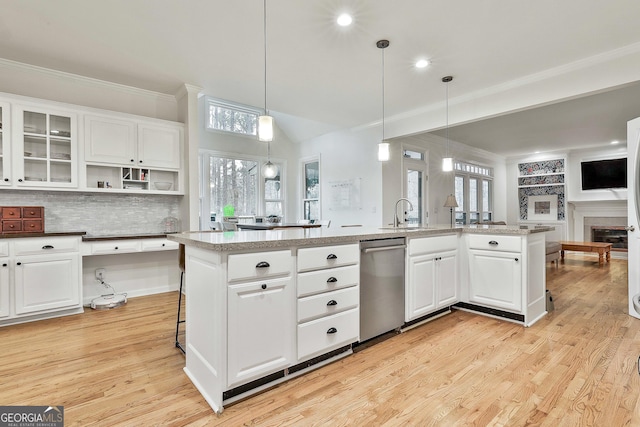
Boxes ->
[394,198,414,227]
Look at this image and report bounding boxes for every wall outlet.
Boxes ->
[95,268,106,281]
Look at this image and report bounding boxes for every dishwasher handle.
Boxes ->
[362,245,406,254]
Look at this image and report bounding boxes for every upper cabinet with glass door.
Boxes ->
[12,105,78,188]
[0,102,10,186]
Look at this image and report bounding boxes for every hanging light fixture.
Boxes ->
[261,141,278,179]
[377,39,390,162]
[442,75,454,171]
[258,0,274,143]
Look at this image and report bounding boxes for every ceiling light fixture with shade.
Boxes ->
[442,75,454,172]
[258,0,274,143]
[377,39,390,162]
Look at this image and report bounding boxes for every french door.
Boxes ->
[627,117,640,319]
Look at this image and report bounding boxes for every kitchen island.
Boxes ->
[168,224,550,414]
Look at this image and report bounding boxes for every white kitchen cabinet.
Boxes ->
[11,104,78,188]
[85,114,181,169]
[0,101,11,187]
[406,234,458,322]
[227,276,294,388]
[296,243,359,361]
[0,236,83,325]
[0,256,9,318]
[462,232,547,326]
[467,248,522,312]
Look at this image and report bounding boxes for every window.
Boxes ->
[205,97,260,137]
[302,159,320,221]
[403,146,428,225]
[454,161,493,224]
[200,151,284,228]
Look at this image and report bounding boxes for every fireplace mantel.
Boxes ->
[568,200,627,242]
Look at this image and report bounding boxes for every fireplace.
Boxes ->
[591,226,628,251]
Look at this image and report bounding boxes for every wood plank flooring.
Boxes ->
[1,254,638,426]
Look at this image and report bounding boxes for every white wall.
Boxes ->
[298,125,382,227]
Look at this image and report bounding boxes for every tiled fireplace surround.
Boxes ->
[571,200,628,257]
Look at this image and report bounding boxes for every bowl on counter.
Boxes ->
[154,181,173,191]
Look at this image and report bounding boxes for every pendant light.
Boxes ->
[442,75,453,171]
[258,0,274,143]
[377,39,390,162]
[262,141,278,179]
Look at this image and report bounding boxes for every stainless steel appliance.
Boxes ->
[359,238,406,342]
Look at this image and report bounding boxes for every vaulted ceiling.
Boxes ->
[1,0,639,156]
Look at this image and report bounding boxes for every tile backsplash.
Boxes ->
[1,190,182,236]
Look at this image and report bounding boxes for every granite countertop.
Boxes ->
[0,231,87,239]
[168,224,553,252]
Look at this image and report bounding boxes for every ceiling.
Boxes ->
[1,0,640,156]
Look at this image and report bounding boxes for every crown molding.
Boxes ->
[0,57,177,103]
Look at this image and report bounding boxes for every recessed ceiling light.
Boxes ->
[611,140,619,145]
[337,13,353,27]
[415,59,430,69]
[534,151,541,154]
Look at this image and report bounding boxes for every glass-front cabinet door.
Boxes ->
[13,105,77,188]
[0,102,10,186]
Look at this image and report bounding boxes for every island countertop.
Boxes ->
[167,224,553,252]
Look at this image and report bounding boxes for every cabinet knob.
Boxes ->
[3,178,8,182]
[139,160,143,163]
[326,300,338,306]
[16,262,22,266]
[261,284,267,290]
[18,178,23,182]
[326,254,337,260]
[2,263,7,267]
[256,261,270,268]
[162,243,165,247]
[327,327,338,334]
[326,277,337,283]
[489,240,499,246]
[42,245,54,250]
[8,224,15,228]
[114,246,119,250]
[131,159,135,163]
[515,258,519,262]
[8,211,15,216]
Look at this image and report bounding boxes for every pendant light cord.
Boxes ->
[263,0,268,115]
[382,46,385,141]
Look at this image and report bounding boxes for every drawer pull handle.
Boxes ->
[2,263,7,267]
[488,240,499,246]
[9,225,15,228]
[256,261,270,268]
[16,262,22,266]
[3,178,8,182]
[327,277,338,283]
[327,327,338,334]
[327,254,337,260]
[42,245,54,250]
[8,212,15,216]
[261,284,267,290]
[327,300,338,306]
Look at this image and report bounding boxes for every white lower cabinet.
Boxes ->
[14,252,80,314]
[406,234,458,322]
[296,244,359,361]
[468,249,522,312]
[0,236,83,325]
[0,257,9,318]
[227,276,295,388]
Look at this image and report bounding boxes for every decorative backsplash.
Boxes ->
[518,159,565,221]
[518,159,565,175]
[0,190,182,236]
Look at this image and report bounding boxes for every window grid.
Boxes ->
[454,161,493,225]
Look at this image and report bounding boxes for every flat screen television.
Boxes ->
[581,158,627,190]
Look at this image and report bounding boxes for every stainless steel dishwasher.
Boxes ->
[360,237,406,342]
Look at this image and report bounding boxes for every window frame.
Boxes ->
[300,156,321,222]
[204,96,263,138]
[454,161,493,225]
[199,149,286,229]
[402,145,429,226]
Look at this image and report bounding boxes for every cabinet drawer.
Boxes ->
[298,308,359,360]
[22,207,43,218]
[13,236,79,255]
[467,234,522,252]
[2,221,22,232]
[0,242,8,257]
[0,207,21,218]
[298,286,359,323]
[141,239,179,252]
[297,244,359,272]
[89,240,141,255]
[409,234,457,256]
[228,250,292,282]
[22,220,44,233]
[297,264,359,297]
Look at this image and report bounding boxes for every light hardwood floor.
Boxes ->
[1,254,639,426]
